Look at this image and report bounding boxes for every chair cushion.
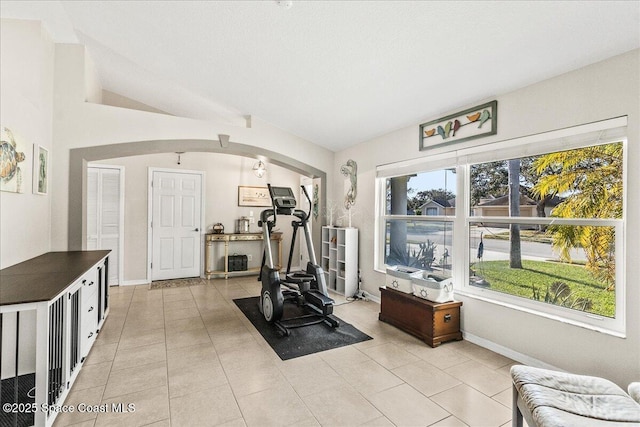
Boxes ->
[534,406,640,427]
[511,365,640,425]
[629,383,640,404]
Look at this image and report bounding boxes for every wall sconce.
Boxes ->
[253,160,266,178]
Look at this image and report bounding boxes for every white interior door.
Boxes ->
[151,170,202,280]
[87,165,124,286]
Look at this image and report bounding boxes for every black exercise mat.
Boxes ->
[233,296,372,360]
[1,373,35,427]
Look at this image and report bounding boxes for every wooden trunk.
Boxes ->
[378,286,462,347]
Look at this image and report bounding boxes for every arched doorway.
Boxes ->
[69,139,326,283]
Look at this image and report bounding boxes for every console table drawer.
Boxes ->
[379,286,462,347]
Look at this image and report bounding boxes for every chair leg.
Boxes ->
[512,383,523,427]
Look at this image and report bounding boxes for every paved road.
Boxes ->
[471,237,586,262]
[403,227,587,262]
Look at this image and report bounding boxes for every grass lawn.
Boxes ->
[472,260,615,318]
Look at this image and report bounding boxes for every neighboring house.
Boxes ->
[473,194,564,217]
[473,194,536,217]
[419,197,456,216]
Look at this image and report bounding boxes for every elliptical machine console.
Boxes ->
[258,184,338,336]
[270,186,297,210]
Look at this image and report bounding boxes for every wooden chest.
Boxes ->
[378,286,462,347]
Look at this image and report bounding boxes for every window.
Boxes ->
[380,169,455,278]
[375,118,627,335]
[469,142,622,320]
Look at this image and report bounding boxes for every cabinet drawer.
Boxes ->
[83,285,97,304]
[81,301,98,357]
[84,298,98,320]
[81,271,98,303]
[82,285,97,326]
[81,317,97,357]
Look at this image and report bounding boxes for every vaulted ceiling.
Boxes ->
[2,1,639,151]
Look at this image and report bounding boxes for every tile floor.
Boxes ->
[53,277,526,427]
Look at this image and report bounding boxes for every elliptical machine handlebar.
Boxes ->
[267,183,277,227]
[300,184,312,222]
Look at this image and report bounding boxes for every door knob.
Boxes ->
[194,228,199,232]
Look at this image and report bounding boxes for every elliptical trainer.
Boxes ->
[258,184,338,336]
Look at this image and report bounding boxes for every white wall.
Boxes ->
[93,153,303,282]
[50,42,334,256]
[1,18,334,268]
[335,49,640,387]
[0,20,51,378]
[0,20,54,268]
[0,19,333,270]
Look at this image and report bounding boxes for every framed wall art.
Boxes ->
[238,185,271,207]
[419,100,497,151]
[33,143,48,195]
[0,127,27,193]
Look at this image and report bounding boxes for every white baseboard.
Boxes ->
[362,290,381,304]
[462,331,563,371]
[363,289,561,371]
[119,279,149,287]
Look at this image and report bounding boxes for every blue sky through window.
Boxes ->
[407,169,456,196]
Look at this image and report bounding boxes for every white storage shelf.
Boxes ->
[321,226,358,297]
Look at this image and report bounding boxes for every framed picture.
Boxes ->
[0,127,27,193]
[238,186,270,207]
[419,100,497,151]
[33,143,48,195]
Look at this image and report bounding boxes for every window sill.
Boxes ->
[454,288,626,339]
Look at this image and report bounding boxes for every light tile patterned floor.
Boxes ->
[53,277,524,427]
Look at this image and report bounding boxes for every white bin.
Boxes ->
[385,266,423,293]
[412,273,454,303]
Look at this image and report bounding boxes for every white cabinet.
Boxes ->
[0,251,110,427]
[321,226,358,297]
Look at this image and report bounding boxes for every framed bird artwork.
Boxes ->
[419,100,497,151]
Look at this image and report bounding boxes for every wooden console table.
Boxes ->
[204,232,282,279]
[379,286,462,347]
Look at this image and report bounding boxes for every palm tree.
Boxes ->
[533,142,623,289]
[508,159,523,268]
[388,177,409,265]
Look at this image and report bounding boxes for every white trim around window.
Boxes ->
[375,116,628,337]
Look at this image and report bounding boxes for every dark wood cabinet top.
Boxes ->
[379,286,462,310]
[0,251,110,306]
